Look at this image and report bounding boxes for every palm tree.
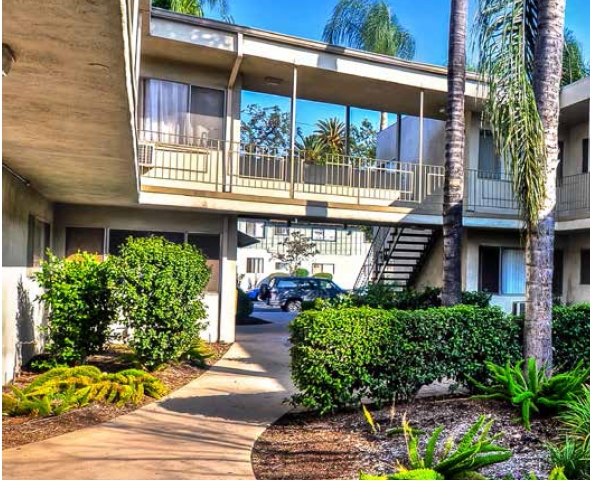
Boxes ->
[314,118,346,154]
[562,28,590,86]
[323,0,415,131]
[152,0,228,18]
[441,0,468,306]
[475,0,567,369]
[295,134,327,164]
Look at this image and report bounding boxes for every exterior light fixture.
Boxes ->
[264,76,283,86]
[3,44,16,76]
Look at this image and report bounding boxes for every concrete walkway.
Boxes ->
[2,308,295,480]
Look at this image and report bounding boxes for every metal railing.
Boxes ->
[353,226,393,290]
[558,172,590,217]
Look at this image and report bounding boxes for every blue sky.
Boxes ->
[206,0,590,135]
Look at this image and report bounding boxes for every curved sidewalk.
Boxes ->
[2,316,294,480]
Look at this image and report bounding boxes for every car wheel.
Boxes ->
[285,300,302,313]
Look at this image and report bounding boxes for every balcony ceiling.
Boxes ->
[144,10,487,120]
[2,0,137,205]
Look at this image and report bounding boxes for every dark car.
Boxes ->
[260,276,345,312]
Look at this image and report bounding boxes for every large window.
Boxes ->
[246,257,264,274]
[244,221,265,238]
[312,263,335,275]
[478,130,502,178]
[141,78,224,143]
[188,233,220,292]
[27,216,51,268]
[581,250,590,285]
[479,246,525,295]
[66,227,105,259]
[583,138,588,174]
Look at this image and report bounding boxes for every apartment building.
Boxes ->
[237,219,371,290]
[2,0,589,381]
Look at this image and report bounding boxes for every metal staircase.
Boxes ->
[354,226,439,290]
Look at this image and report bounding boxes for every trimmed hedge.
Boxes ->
[290,305,519,413]
[290,303,590,413]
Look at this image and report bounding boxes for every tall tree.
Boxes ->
[152,0,228,18]
[562,28,590,86]
[323,0,415,131]
[240,104,291,150]
[475,0,566,368]
[441,0,468,306]
[315,118,346,154]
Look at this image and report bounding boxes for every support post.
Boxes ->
[289,64,298,198]
[345,105,351,156]
[418,90,425,202]
[396,113,402,163]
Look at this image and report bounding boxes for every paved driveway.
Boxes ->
[2,311,295,480]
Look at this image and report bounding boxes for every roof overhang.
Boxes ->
[2,0,139,205]
[560,76,590,126]
[143,8,488,119]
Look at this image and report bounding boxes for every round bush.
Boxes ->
[236,288,253,320]
[114,236,210,369]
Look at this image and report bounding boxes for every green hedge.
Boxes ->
[290,305,520,413]
[551,303,590,370]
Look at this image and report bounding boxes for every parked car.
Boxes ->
[260,276,346,312]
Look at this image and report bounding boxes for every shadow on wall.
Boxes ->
[16,278,37,370]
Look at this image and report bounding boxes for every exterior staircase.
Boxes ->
[354,226,439,290]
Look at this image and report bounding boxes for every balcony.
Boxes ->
[137,131,590,223]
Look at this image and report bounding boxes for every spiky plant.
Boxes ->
[295,134,327,164]
[323,0,415,130]
[314,118,346,155]
[559,385,590,450]
[152,0,229,19]
[474,0,566,369]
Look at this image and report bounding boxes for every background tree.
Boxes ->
[323,0,415,131]
[152,0,229,18]
[296,134,327,163]
[562,28,590,87]
[315,118,346,154]
[475,0,566,368]
[349,118,378,158]
[240,104,291,151]
[272,231,319,275]
[441,0,468,306]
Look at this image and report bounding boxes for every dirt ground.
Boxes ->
[252,397,560,480]
[2,342,230,450]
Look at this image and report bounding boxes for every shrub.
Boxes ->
[559,385,590,450]
[461,290,492,308]
[361,416,511,480]
[553,303,590,370]
[2,365,167,417]
[236,288,254,320]
[36,252,116,364]
[294,267,309,277]
[350,284,441,310]
[313,272,333,280]
[471,358,590,430]
[548,437,590,480]
[290,305,519,412]
[113,236,210,369]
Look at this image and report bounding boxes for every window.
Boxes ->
[581,250,590,285]
[312,228,336,242]
[108,229,184,255]
[312,263,335,275]
[188,233,220,292]
[66,227,105,259]
[246,257,264,274]
[479,246,525,295]
[275,225,288,236]
[27,216,50,268]
[141,79,224,143]
[244,221,265,238]
[275,262,289,271]
[557,141,564,181]
[553,249,563,296]
[478,130,501,178]
[583,138,588,174]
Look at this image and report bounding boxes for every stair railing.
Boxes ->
[353,226,393,290]
[374,227,405,283]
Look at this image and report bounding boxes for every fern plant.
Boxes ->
[362,415,511,480]
[2,366,167,417]
[470,358,590,430]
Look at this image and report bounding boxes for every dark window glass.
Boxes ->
[189,86,224,141]
[479,246,500,293]
[66,227,105,259]
[553,249,563,296]
[478,130,501,178]
[581,250,590,285]
[108,230,184,255]
[583,139,589,174]
[246,257,264,274]
[188,233,220,292]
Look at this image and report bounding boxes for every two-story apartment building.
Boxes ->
[237,219,371,291]
[3,0,589,382]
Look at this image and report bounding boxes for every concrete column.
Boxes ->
[218,214,238,342]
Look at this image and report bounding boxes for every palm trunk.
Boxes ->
[380,111,388,131]
[441,0,467,306]
[525,0,566,369]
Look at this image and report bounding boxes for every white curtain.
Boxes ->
[142,79,190,143]
[501,249,525,294]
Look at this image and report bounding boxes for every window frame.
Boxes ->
[479,245,526,295]
[312,263,335,275]
[27,215,51,269]
[311,228,337,242]
[246,257,265,274]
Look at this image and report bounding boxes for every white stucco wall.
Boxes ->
[2,171,54,383]
[561,231,590,304]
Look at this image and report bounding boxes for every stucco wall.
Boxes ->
[2,171,54,383]
[561,231,590,304]
[560,120,589,176]
[413,234,444,290]
[53,204,236,343]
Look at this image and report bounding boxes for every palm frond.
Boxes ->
[562,28,590,86]
[474,0,546,228]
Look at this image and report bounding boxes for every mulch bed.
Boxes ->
[2,342,230,450]
[252,397,561,480]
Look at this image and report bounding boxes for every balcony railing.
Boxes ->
[137,132,590,219]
